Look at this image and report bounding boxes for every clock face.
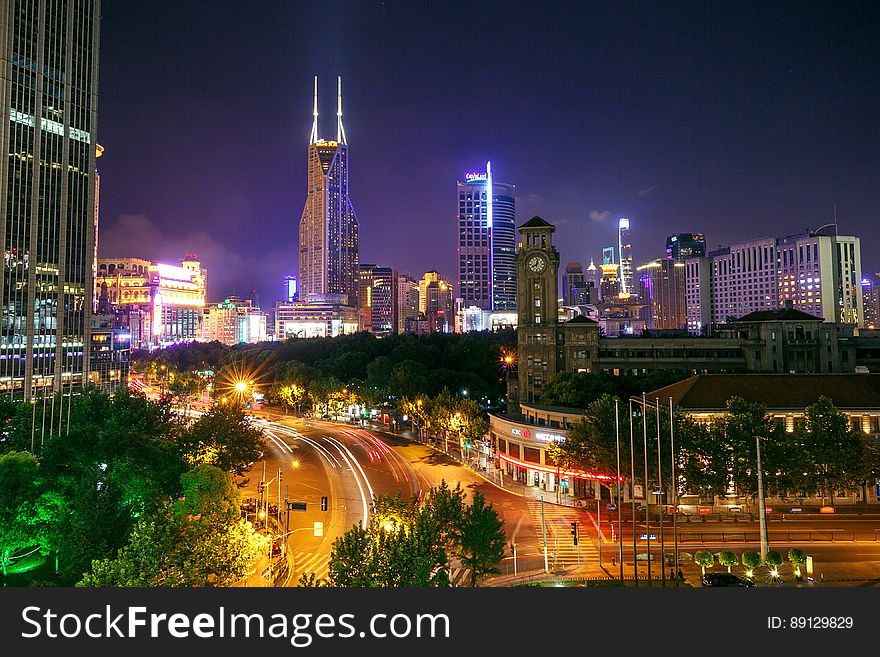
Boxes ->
[528,255,546,273]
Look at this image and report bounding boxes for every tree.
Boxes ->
[177,404,265,477]
[326,523,380,587]
[694,550,714,575]
[741,551,761,577]
[798,397,867,504]
[458,492,506,586]
[78,465,268,587]
[717,550,738,573]
[788,548,807,579]
[0,451,40,577]
[766,550,784,582]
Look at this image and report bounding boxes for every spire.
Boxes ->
[309,76,319,144]
[336,75,347,145]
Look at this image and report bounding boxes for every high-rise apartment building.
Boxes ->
[637,259,687,330]
[618,218,633,296]
[456,162,516,311]
[357,264,397,336]
[298,77,359,307]
[418,270,453,333]
[684,225,864,333]
[862,276,878,330]
[0,0,101,400]
[562,262,591,306]
[397,273,418,334]
[666,233,706,261]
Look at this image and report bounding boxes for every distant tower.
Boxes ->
[298,76,359,306]
[618,217,633,296]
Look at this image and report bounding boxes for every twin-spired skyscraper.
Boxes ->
[0,0,101,400]
[298,76,359,307]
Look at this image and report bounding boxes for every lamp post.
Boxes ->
[656,398,666,587]
[670,397,679,583]
[629,399,637,586]
[642,392,651,586]
[615,399,624,581]
[756,436,769,562]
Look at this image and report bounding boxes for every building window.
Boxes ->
[523,447,540,463]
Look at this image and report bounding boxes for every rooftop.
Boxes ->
[645,374,880,411]
[733,306,823,322]
[519,216,554,230]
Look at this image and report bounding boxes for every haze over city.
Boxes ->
[95,0,880,305]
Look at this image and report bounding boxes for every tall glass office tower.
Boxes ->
[456,161,516,311]
[0,0,101,401]
[298,76,359,307]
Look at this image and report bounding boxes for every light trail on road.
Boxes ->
[323,435,373,526]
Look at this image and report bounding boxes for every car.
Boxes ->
[700,572,755,587]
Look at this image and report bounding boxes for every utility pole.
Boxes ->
[629,399,637,586]
[616,399,623,581]
[656,398,665,587]
[541,497,549,573]
[643,392,651,586]
[670,397,679,583]
[756,436,769,562]
[597,493,602,568]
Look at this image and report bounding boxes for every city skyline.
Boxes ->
[94,1,880,309]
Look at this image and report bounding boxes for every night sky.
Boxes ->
[97,1,880,307]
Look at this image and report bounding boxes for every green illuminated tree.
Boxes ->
[78,465,267,587]
[0,451,40,577]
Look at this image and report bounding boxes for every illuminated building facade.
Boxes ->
[456,162,516,311]
[283,275,298,303]
[357,264,398,336]
[418,270,453,333]
[598,263,620,301]
[0,0,101,400]
[863,277,878,330]
[637,258,687,330]
[298,76,359,307]
[666,232,706,261]
[684,226,863,332]
[562,262,592,306]
[96,255,207,350]
[618,218,633,296]
[275,294,358,339]
[397,273,418,334]
[202,296,266,345]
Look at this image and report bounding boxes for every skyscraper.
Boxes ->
[298,76,359,307]
[1,0,101,401]
[637,258,687,330]
[666,233,706,261]
[618,217,633,296]
[456,162,516,312]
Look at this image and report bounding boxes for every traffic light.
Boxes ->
[321,496,328,512]
[258,480,266,496]
[570,521,578,545]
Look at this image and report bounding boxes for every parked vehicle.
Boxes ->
[700,573,755,587]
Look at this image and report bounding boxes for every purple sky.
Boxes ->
[97,1,880,306]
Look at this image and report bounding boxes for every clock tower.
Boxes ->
[515,217,561,403]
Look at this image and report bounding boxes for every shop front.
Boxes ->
[489,404,615,498]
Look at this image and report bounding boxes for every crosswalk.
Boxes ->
[290,550,329,583]
[290,550,471,586]
[525,499,599,570]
